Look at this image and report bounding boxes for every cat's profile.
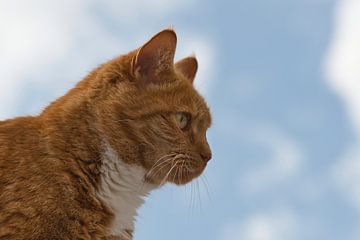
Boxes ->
[0,29,212,240]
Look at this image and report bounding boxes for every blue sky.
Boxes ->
[1,0,360,239]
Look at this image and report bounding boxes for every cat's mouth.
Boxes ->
[144,153,206,186]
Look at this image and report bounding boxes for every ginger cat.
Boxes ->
[0,29,212,240]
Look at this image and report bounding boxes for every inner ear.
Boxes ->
[132,29,177,85]
[175,56,198,83]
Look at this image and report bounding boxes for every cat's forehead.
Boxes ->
[154,79,211,122]
[114,72,211,125]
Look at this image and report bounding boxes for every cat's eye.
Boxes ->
[175,112,191,130]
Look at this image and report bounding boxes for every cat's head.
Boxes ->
[94,29,212,186]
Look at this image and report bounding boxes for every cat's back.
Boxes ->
[0,116,43,162]
[0,116,44,191]
[0,117,76,239]
[0,117,112,239]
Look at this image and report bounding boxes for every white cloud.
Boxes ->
[332,146,360,211]
[176,35,216,96]
[99,0,193,23]
[324,0,360,135]
[237,125,303,194]
[221,211,298,240]
[0,0,105,118]
[0,0,214,119]
[324,0,360,211]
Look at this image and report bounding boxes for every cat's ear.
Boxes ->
[175,56,198,83]
[132,29,177,85]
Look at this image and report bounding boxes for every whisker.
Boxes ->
[190,181,195,216]
[160,159,180,185]
[141,156,175,191]
[145,158,173,182]
[201,174,213,203]
[179,159,187,184]
[192,181,196,215]
[146,153,189,186]
[146,153,176,176]
[146,154,176,179]
[146,158,171,177]
[196,179,203,213]
[172,160,185,184]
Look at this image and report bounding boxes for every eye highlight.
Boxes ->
[175,112,191,130]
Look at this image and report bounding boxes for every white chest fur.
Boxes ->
[96,145,155,237]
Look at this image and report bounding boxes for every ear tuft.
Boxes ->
[132,29,177,85]
[175,56,198,83]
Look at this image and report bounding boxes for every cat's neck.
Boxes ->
[39,58,129,163]
[40,78,102,160]
[39,87,105,191]
[42,98,156,236]
[97,143,156,237]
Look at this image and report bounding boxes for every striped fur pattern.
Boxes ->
[0,29,212,239]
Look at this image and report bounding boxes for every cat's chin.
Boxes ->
[175,168,205,185]
[145,164,206,186]
[167,164,206,186]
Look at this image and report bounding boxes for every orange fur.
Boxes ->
[0,29,212,239]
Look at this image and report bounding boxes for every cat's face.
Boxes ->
[96,30,212,186]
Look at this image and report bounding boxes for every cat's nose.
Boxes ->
[200,151,212,163]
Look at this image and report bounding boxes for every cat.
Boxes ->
[0,29,212,240]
